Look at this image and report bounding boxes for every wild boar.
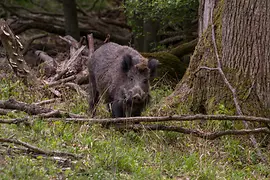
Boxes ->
[88,42,158,117]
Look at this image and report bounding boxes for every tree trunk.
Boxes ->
[198,0,215,37]
[143,19,159,52]
[133,13,144,52]
[63,0,80,41]
[152,0,270,117]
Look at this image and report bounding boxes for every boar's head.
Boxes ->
[119,54,159,105]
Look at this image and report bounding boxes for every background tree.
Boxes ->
[63,0,80,40]
[125,0,199,52]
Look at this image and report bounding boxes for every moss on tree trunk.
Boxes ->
[150,0,270,117]
[142,52,188,83]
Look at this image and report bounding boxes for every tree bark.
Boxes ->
[198,0,215,37]
[153,0,270,117]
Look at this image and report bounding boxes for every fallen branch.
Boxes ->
[170,38,198,58]
[46,114,270,124]
[0,98,53,115]
[1,115,270,140]
[65,82,88,98]
[0,98,87,118]
[117,124,270,140]
[59,35,80,50]
[1,3,131,45]
[63,45,85,70]
[47,75,76,87]
[209,6,266,163]
[0,117,30,125]
[34,98,59,106]
[0,138,79,159]
[2,114,270,126]
[159,35,184,45]
[51,69,68,82]
[35,50,57,77]
[0,108,12,115]
[74,69,89,84]
[0,19,37,84]
[2,144,73,167]
[22,34,48,55]
[54,45,85,79]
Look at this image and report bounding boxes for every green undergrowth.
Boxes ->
[0,78,269,179]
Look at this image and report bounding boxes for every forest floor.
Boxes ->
[0,75,269,180]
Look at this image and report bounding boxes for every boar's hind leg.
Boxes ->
[112,101,124,118]
[88,72,99,117]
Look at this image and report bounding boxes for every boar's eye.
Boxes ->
[129,76,134,81]
[143,79,148,84]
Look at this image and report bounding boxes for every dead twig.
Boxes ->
[33,98,59,106]
[47,75,76,87]
[65,82,88,98]
[0,138,79,159]
[59,35,80,49]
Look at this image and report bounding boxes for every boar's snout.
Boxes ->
[132,93,142,103]
[127,86,146,104]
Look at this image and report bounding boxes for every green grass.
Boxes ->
[0,78,269,179]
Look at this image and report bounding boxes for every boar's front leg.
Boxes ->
[112,101,124,118]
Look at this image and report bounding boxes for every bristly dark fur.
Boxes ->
[122,54,133,72]
[88,42,158,117]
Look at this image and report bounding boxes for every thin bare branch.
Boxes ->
[0,138,79,159]
[34,99,59,106]
[2,114,270,125]
[65,82,88,98]
[76,2,89,17]
[118,124,270,140]
[47,75,76,87]
[194,66,219,75]
[43,114,270,124]
[159,35,184,45]
[51,69,68,82]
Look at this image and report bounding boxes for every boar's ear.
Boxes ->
[148,59,159,77]
[122,54,133,73]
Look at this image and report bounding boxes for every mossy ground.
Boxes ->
[0,77,269,179]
